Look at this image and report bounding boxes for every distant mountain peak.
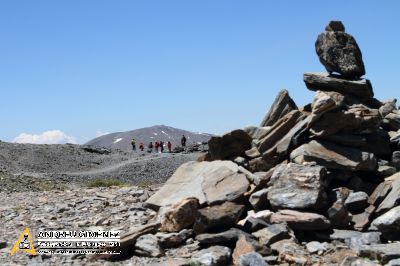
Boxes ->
[86,125,212,151]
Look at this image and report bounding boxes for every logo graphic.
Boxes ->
[10,228,36,256]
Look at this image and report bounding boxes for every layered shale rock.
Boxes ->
[103,21,400,265]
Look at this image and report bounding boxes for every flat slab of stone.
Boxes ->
[304,72,373,99]
[146,161,249,209]
[290,140,377,172]
[270,209,331,230]
[358,243,400,264]
[377,173,400,213]
[195,228,252,246]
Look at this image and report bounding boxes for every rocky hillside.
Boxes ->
[85,125,212,151]
[0,141,199,189]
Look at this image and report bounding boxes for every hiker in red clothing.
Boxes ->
[139,142,144,152]
[155,141,160,153]
[167,141,172,153]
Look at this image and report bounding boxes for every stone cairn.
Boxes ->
[101,21,400,265]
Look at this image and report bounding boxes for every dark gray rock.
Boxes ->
[377,165,397,178]
[290,140,377,172]
[371,206,400,241]
[390,130,400,148]
[134,234,164,257]
[252,224,292,246]
[328,229,363,242]
[324,133,367,148]
[315,21,365,78]
[249,188,270,212]
[328,200,352,228]
[386,259,400,266]
[156,229,193,248]
[384,112,400,131]
[239,252,268,266]
[392,151,400,171]
[306,241,330,254]
[349,232,382,251]
[243,217,271,233]
[191,245,232,266]
[195,228,253,246]
[304,72,373,99]
[260,89,298,127]
[208,129,252,160]
[344,191,369,213]
[267,163,328,210]
[380,99,397,117]
[340,256,380,266]
[325,20,345,32]
[358,243,400,264]
[244,126,271,140]
[193,202,245,235]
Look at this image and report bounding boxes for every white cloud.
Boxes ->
[96,131,109,137]
[13,130,77,144]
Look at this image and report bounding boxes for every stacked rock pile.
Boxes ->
[103,21,400,265]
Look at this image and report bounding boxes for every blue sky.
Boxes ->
[1,1,399,144]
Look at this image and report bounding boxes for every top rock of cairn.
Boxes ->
[316,21,365,79]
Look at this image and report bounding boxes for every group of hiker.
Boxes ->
[130,135,187,153]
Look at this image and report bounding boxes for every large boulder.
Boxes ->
[193,202,245,235]
[159,197,199,233]
[304,72,373,99]
[260,89,298,127]
[290,140,377,172]
[371,206,400,241]
[208,129,252,160]
[315,21,365,78]
[145,161,249,209]
[267,163,328,210]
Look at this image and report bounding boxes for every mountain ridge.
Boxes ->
[85,125,213,151]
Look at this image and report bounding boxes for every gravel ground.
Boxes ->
[0,141,200,190]
[0,185,194,265]
[0,141,202,265]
